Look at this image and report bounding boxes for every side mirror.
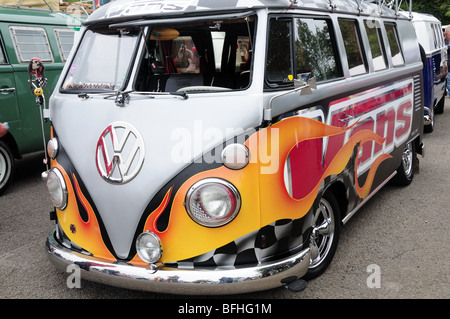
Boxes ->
[265,74,317,122]
[294,73,316,95]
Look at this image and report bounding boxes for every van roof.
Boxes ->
[86,0,401,26]
[0,6,82,26]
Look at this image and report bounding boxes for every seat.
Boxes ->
[165,73,204,92]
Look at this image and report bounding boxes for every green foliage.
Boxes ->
[402,0,450,25]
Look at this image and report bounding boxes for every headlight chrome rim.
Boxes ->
[136,231,163,264]
[185,178,241,228]
[46,168,68,210]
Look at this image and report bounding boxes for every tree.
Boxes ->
[403,0,450,25]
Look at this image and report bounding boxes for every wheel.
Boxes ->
[304,190,341,280]
[0,140,15,195]
[391,141,415,186]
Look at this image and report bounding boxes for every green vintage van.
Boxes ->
[0,5,83,194]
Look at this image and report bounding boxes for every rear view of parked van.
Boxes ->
[45,0,425,294]
[408,12,447,133]
[0,6,81,194]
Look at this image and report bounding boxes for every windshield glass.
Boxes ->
[62,28,139,92]
[134,15,255,93]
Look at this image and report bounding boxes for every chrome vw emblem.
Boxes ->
[96,122,145,184]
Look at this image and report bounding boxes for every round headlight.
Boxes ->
[185,178,241,227]
[136,231,163,264]
[47,138,59,159]
[46,168,68,210]
[221,144,250,170]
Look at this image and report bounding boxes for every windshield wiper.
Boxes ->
[102,90,188,106]
[115,91,130,107]
[169,91,188,100]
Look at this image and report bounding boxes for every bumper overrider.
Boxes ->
[46,229,311,295]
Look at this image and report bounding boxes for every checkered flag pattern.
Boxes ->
[165,217,311,270]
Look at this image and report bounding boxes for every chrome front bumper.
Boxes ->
[46,229,311,295]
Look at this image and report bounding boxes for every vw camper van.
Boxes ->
[0,5,82,194]
[45,0,425,294]
[409,12,447,132]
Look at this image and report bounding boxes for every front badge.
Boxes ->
[96,122,145,184]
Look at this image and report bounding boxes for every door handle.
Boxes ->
[0,87,15,94]
[339,113,354,123]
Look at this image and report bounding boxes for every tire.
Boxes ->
[435,95,445,115]
[391,141,415,186]
[304,190,341,280]
[0,140,15,195]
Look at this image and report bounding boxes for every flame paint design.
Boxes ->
[138,116,391,264]
[53,162,115,261]
[131,186,173,264]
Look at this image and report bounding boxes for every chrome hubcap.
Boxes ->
[310,198,335,268]
[402,142,413,178]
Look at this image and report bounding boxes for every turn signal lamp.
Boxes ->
[47,138,59,159]
[221,144,250,170]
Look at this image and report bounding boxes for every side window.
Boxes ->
[364,20,387,71]
[266,18,293,85]
[0,38,6,64]
[294,17,341,81]
[54,29,75,62]
[9,26,53,63]
[431,23,438,49]
[384,23,404,66]
[434,23,443,48]
[339,19,366,76]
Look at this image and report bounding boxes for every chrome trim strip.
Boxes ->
[0,87,15,93]
[342,171,397,225]
[46,229,311,295]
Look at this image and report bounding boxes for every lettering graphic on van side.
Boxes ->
[285,80,413,201]
[325,79,413,176]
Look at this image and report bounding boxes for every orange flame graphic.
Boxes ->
[54,162,115,261]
